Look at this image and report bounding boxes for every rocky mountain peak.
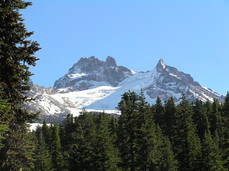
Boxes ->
[156,59,166,71]
[69,56,103,73]
[105,56,117,67]
[54,56,135,89]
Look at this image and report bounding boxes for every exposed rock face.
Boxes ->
[144,59,224,102]
[26,57,224,120]
[54,56,135,90]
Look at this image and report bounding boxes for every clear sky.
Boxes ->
[22,0,229,95]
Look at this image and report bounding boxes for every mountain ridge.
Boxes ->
[25,56,224,121]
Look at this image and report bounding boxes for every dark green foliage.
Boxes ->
[0,99,10,150]
[201,131,223,170]
[93,113,120,170]
[221,93,229,168]
[193,99,210,141]
[117,91,177,170]
[59,112,120,170]
[155,125,178,171]
[0,124,36,170]
[33,127,53,171]
[170,95,202,170]
[153,97,166,131]
[163,97,177,138]
[210,99,223,139]
[50,123,64,170]
[0,0,40,170]
[0,0,39,105]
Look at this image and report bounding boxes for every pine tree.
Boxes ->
[93,113,120,170]
[153,97,165,131]
[117,91,142,170]
[171,95,202,170]
[193,99,210,141]
[221,93,229,168]
[209,99,222,134]
[201,131,224,170]
[0,99,10,150]
[67,112,97,170]
[0,0,40,169]
[109,116,119,147]
[34,127,53,171]
[50,123,63,171]
[155,125,178,171]
[42,119,51,148]
[117,91,163,170]
[163,97,177,138]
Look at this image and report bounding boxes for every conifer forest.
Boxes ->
[0,0,228,170]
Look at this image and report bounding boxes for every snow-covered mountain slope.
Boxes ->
[88,59,224,109]
[25,84,119,121]
[26,57,224,121]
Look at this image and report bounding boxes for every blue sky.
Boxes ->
[22,0,229,95]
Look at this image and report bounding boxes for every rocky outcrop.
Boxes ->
[54,56,135,90]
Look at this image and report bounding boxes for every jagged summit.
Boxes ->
[54,56,135,90]
[156,59,166,71]
[105,56,117,67]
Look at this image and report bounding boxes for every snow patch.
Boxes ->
[169,73,181,79]
[68,73,87,79]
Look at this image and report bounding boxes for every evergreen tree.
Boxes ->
[67,112,97,170]
[153,97,165,131]
[209,99,223,136]
[163,97,177,138]
[155,125,178,171]
[201,131,224,170]
[193,99,210,141]
[171,95,202,170]
[42,119,51,148]
[221,93,229,168]
[93,113,120,170]
[34,127,53,171]
[0,0,40,169]
[0,99,10,150]
[117,91,163,170]
[50,123,63,171]
[109,116,119,146]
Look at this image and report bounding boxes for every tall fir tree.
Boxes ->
[33,127,53,171]
[50,123,64,171]
[93,113,120,170]
[0,0,40,169]
[67,112,97,170]
[153,97,165,131]
[42,119,51,149]
[117,91,170,170]
[210,99,223,146]
[171,95,202,170]
[0,99,10,150]
[221,93,229,168]
[163,97,177,138]
[155,125,178,171]
[193,99,210,141]
[201,131,224,170]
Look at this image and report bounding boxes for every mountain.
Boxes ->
[25,57,224,121]
[54,56,135,90]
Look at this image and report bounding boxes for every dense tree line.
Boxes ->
[29,91,228,170]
